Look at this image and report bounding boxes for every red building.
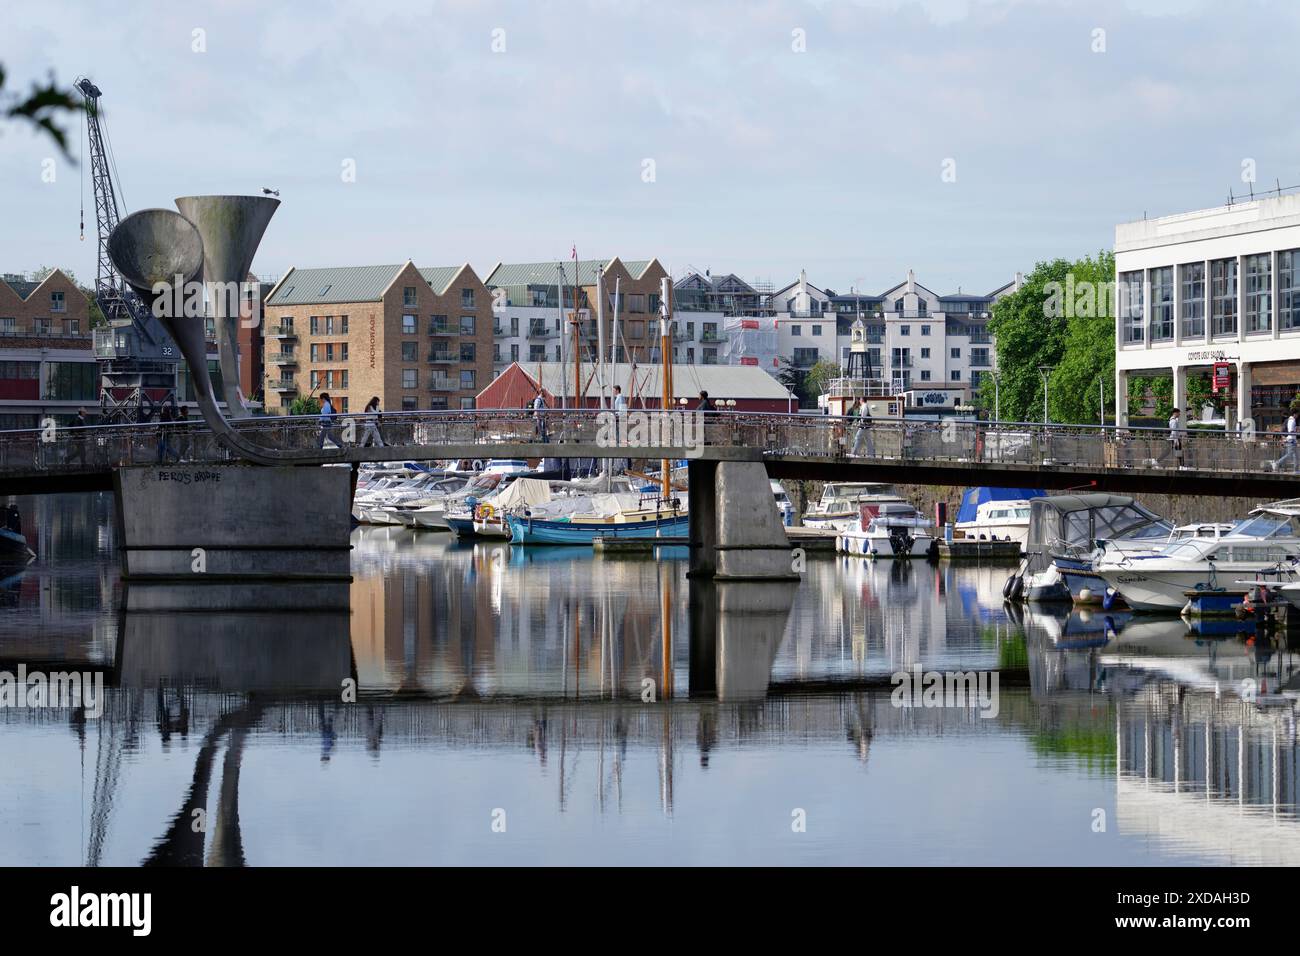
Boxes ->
[477,362,797,413]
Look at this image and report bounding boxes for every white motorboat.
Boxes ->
[836,501,934,559]
[771,480,795,527]
[956,499,1034,546]
[803,482,909,532]
[1097,526,1300,612]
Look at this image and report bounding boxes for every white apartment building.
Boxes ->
[1114,193,1300,431]
[772,269,1015,403]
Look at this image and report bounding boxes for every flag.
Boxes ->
[570,245,577,260]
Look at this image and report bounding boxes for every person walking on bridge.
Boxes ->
[360,396,384,447]
[533,389,549,443]
[317,392,341,449]
[64,407,89,467]
[1156,407,1184,467]
[850,398,875,458]
[1274,402,1300,474]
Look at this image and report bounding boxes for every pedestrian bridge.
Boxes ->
[11,409,1300,499]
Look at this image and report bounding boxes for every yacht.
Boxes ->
[1095,503,1300,611]
[803,482,909,532]
[771,481,795,527]
[954,487,1045,547]
[835,501,934,559]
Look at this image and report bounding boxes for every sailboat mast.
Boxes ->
[659,276,673,501]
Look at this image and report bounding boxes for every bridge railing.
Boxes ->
[4,409,1297,478]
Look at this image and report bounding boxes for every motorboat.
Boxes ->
[802,481,909,532]
[954,487,1046,547]
[771,480,795,527]
[1004,494,1173,603]
[835,501,934,559]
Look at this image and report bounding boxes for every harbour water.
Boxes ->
[3,493,1300,866]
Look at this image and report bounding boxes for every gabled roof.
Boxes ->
[673,272,758,294]
[419,264,471,295]
[266,264,405,305]
[771,277,830,299]
[486,257,654,288]
[877,278,940,300]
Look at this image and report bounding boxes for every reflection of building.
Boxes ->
[1116,193,1300,432]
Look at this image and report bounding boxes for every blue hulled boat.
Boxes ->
[507,512,689,545]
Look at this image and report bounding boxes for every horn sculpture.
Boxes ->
[107,199,311,466]
[175,195,279,418]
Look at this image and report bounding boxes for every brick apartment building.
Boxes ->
[0,269,97,428]
[485,257,671,373]
[262,261,495,414]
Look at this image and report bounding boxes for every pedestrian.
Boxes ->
[317,392,340,449]
[612,384,628,447]
[1275,403,1299,474]
[697,390,713,413]
[155,405,178,463]
[533,389,548,443]
[65,407,89,467]
[851,398,875,457]
[360,395,385,447]
[1156,407,1183,467]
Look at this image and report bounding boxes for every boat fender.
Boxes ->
[1007,575,1024,602]
[1102,587,1118,611]
[472,459,485,471]
[1002,574,1015,598]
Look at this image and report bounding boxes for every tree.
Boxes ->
[289,396,321,417]
[981,250,1116,424]
[777,360,812,407]
[805,359,841,400]
[0,65,79,158]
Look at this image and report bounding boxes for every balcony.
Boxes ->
[271,378,298,392]
[430,375,457,391]
[428,322,453,336]
[267,324,298,339]
[427,350,455,364]
[700,330,722,343]
[270,352,298,365]
[827,377,895,398]
[528,324,557,338]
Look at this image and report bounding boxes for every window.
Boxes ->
[0,318,13,335]
[340,315,348,333]
[921,325,931,336]
[951,347,961,359]
[402,342,418,362]
[530,345,545,362]
[35,318,51,335]
[950,370,961,381]
[459,315,475,335]
[510,317,519,336]
[894,299,905,313]
[67,319,80,335]
[1180,262,1205,338]
[403,287,417,308]
[900,325,910,336]
[920,370,931,381]
[1119,270,1144,343]
[628,294,646,313]
[811,325,822,337]
[429,314,448,334]
[428,396,448,410]
[460,342,476,363]
[920,347,931,359]
[340,370,349,389]
[340,343,348,361]
[460,370,476,390]
[338,397,349,413]
[310,316,321,335]
[1211,258,1237,337]
[402,314,417,334]
[324,343,335,362]
[1245,253,1272,333]
[1150,266,1174,340]
[310,344,319,362]
[50,291,65,312]
[310,370,319,389]
[510,344,519,361]
[1281,251,1300,331]
[791,325,801,336]
[402,369,417,388]
[461,288,475,309]
[917,301,927,316]
[460,397,476,409]
[649,292,662,314]
[891,347,910,367]
[971,348,990,367]
[402,397,418,411]
[629,321,644,339]
[792,348,819,367]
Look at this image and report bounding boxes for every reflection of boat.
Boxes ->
[0,526,33,558]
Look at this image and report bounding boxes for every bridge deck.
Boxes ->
[10,409,1300,497]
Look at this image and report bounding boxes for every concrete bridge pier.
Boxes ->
[687,459,798,581]
[113,463,353,581]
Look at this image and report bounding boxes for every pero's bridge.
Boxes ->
[12,408,1300,499]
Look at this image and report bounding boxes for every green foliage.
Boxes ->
[289,396,321,417]
[0,66,79,158]
[777,360,811,407]
[804,359,841,399]
[981,250,1116,423]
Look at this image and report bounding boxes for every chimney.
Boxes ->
[1014,271,1023,291]
[906,269,915,293]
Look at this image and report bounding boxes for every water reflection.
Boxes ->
[5,493,1300,865]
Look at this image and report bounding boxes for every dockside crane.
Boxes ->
[75,77,179,423]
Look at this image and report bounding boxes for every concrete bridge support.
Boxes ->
[113,463,353,581]
[687,459,798,581]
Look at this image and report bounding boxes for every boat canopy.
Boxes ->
[956,486,1046,524]
[1024,494,1168,573]
[491,477,552,511]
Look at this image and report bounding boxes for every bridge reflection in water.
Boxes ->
[8,500,1300,865]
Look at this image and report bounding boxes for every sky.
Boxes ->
[2,0,1298,297]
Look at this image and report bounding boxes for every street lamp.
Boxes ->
[1037,365,1054,424]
